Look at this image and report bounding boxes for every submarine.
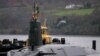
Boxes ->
[7,0,98,56]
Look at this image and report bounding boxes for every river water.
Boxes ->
[0,35,100,53]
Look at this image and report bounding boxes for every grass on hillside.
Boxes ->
[45,8,94,16]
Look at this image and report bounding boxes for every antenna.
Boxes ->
[32,0,39,20]
[43,18,47,27]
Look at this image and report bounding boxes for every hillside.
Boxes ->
[0,0,100,35]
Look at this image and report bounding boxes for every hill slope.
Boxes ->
[0,0,100,35]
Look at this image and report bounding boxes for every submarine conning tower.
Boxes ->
[28,0,42,50]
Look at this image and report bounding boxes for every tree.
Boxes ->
[85,2,91,8]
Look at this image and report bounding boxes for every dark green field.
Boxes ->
[45,8,94,16]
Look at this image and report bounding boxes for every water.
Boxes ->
[51,35,100,52]
[0,35,28,41]
[0,35,100,53]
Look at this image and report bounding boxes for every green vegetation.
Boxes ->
[0,0,100,35]
[52,8,94,16]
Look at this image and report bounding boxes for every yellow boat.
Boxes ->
[41,19,52,44]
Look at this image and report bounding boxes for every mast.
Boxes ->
[32,0,39,20]
[28,0,42,50]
